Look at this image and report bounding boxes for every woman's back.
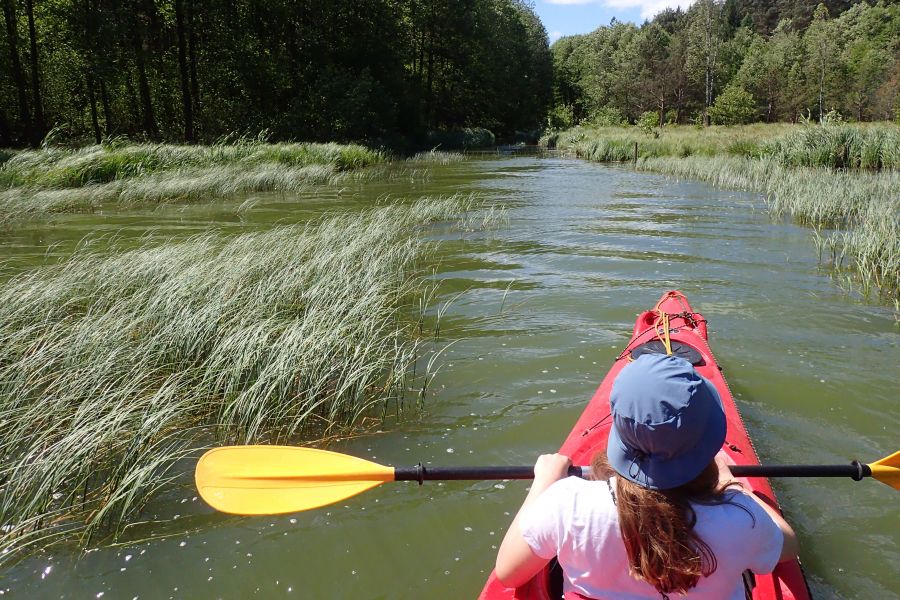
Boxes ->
[520,476,784,600]
[495,355,797,597]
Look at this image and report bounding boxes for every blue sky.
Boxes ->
[533,1,696,44]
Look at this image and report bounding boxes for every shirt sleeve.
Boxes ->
[517,478,572,560]
[741,494,785,574]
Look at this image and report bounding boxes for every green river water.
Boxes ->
[1,155,897,599]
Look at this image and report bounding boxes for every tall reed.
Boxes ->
[763,124,900,170]
[0,163,353,223]
[0,195,477,563]
[0,141,386,223]
[543,123,793,159]
[0,140,384,189]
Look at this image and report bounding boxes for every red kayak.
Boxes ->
[479,290,811,600]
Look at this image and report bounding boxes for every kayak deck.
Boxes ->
[479,290,811,600]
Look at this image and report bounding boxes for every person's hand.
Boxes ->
[714,450,737,489]
[533,453,572,487]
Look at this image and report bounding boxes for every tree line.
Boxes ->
[0,0,552,148]
[550,0,900,128]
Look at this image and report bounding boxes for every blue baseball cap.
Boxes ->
[607,353,726,490]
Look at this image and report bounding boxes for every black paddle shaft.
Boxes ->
[731,462,871,480]
[393,462,871,484]
[394,464,587,484]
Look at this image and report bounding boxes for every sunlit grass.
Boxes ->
[545,122,899,167]
[0,163,354,223]
[0,194,480,563]
[408,150,466,165]
[0,140,386,223]
[0,140,383,189]
[542,123,794,159]
[764,125,900,170]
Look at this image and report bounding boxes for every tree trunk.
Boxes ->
[174,0,193,142]
[86,70,101,143]
[3,0,32,145]
[24,0,44,144]
[100,78,113,135]
[425,1,436,126]
[133,29,158,138]
[187,0,200,126]
[0,107,10,146]
[818,56,825,123]
[702,0,716,127]
[124,73,140,130]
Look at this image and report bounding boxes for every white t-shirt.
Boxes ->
[519,477,783,600]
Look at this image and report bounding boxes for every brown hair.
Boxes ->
[591,453,743,596]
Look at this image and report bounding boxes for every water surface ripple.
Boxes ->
[2,156,896,599]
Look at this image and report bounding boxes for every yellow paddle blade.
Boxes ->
[869,450,900,491]
[195,446,395,515]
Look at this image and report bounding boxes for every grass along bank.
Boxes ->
[0,194,484,563]
[543,123,900,169]
[0,140,386,223]
[546,124,900,302]
[543,123,795,160]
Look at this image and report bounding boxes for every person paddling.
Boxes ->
[496,353,799,599]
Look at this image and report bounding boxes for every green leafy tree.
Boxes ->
[708,82,756,124]
[804,3,839,123]
[685,0,726,126]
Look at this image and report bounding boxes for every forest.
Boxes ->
[550,0,900,128]
[0,0,552,147]
[2,1,899,149]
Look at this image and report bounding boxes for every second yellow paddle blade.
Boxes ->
[870,450,900,491]
[196,446,395,515]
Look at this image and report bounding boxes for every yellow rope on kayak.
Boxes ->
[660,311,673,356]
[651,295,673,356]
[619,292,703,363]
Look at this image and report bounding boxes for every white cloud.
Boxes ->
[545,0,696,19]
[604,0,695,19]
[549,30,564,43]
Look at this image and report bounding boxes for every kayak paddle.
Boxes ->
[195,446,899,515]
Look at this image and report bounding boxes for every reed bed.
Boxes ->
[0,141,386,224]
[0,163,354,223]
[0,194,478,563]
[408,150,466,165]
[763,125,900,171]
[545,123,899,167]
[543,123,793,159]
[0,140,383,189]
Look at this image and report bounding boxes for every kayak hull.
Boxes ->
[479,290,811,600]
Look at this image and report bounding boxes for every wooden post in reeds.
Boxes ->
[633,141,638,165]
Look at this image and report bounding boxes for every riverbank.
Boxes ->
[545,124,900,303]
[0,131,514,225]
[0,140,388,224]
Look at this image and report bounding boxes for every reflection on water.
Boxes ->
[1,156,896,599]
